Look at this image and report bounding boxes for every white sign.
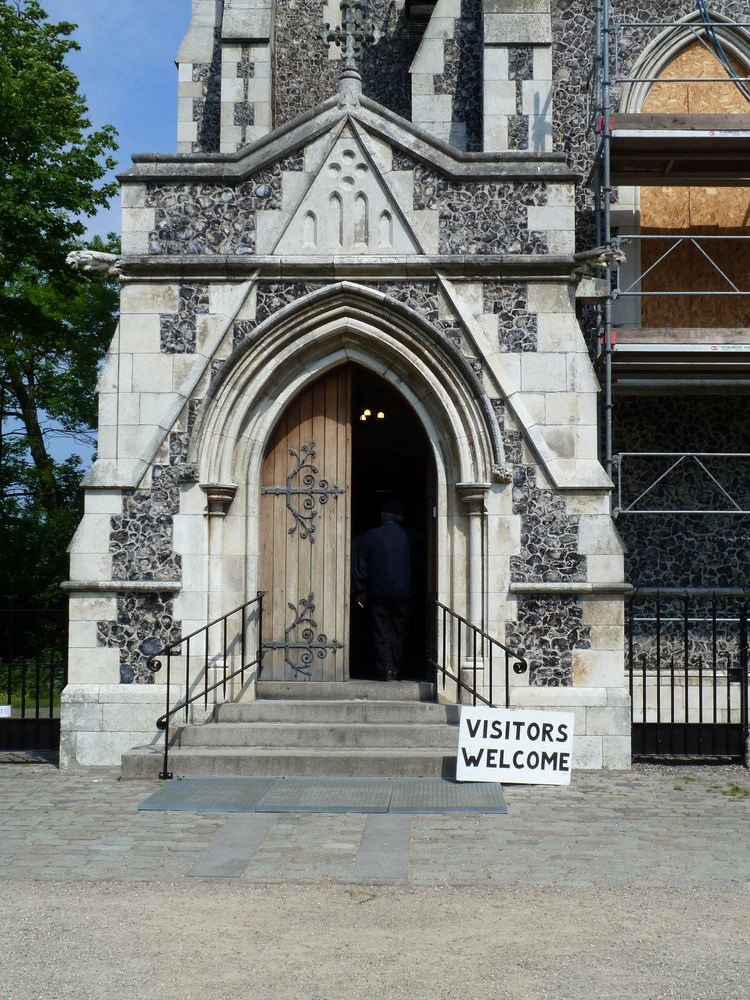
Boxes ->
[456,707,575,785]
[0,705,11,718]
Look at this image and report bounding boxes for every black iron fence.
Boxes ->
[626,591,749,761]
[0,608,68,752]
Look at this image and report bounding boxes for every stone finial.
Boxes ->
[321,0,380,106]
[65,250,123,279]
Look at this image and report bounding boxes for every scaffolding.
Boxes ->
[588,1,750,508]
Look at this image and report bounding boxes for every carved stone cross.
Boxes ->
[321,0,380,74]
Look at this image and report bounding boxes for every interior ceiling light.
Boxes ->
[359,414,367,421]
[377,411,385,419]
[363,408,371,416]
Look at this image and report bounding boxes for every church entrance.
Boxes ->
[350,368,435,681]
[259,363,435,683]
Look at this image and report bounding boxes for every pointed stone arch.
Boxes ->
[617,15,750,330]
[193,282,507,489]
[190,281,510,616]
[620,12,750,114]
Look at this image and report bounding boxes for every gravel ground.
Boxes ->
[1,761,748,998]
[2,881,749,1000]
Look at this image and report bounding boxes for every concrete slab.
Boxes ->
[354,814,411,882]
[189,813,275,877]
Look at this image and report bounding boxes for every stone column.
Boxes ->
[175,0,223,152]
[219,0,273,152]
[201,484,237,656]
[457,483,490,634]
[456,483,490,702]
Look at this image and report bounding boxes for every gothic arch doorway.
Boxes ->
[259,363,436,683]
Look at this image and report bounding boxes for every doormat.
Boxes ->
[139,776,507,814]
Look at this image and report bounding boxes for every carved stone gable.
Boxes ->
[276,130,419,255]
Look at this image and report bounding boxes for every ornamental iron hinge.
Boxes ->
[262,593,343,679]
[261,440,345,543]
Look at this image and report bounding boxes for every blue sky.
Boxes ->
[43,1,191,236]
[33,3,190,462]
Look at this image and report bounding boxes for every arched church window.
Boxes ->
[303,210,317,248]
[354,192,369,245]
[379,210,393,248]
[329,192,343,247]
[639,38,750,329]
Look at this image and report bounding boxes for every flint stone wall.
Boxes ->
[192,28,222,153]
[273,0,418,127]
[614,395,750,589]
[145,169,284,255]
[398,156,550,254]
[550,0,747,244]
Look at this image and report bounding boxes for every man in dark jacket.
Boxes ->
[352,498,412,680]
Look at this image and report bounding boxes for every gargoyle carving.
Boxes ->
[492,462,513,484]
[65,250,123,279]
[571,245,626,280]
[571,245,626,303]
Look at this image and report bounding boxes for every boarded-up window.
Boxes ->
[640,41,750,329]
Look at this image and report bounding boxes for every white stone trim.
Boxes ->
[61,580,183,593]
[510,582,633,595]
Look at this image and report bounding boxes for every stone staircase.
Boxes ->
[121,680,460,779]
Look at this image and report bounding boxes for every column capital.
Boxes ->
[456,482,491,512]
[201,483,237,517]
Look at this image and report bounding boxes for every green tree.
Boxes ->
[0,1,119,607]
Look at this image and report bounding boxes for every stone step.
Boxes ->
[256,680,435,702]
[216,700,459,725]
[177,721,459,750]
[120,679,457,780]
[121,746,456,780]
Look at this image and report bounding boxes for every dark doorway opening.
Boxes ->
[350,366,436,680]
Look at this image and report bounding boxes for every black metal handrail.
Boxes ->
[147,592,265,779]
[427,599,528,708]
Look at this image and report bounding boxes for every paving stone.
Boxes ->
[0,762,749,886]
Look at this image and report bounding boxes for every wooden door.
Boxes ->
[640,41,750,328]
[260,367,352,681]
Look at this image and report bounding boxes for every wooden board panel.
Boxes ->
[640,41,750,329]
[259,367,352,682]
[640,185,692,328]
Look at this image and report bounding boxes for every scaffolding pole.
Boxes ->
[589,3,750,495]
[594,0,614,481]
